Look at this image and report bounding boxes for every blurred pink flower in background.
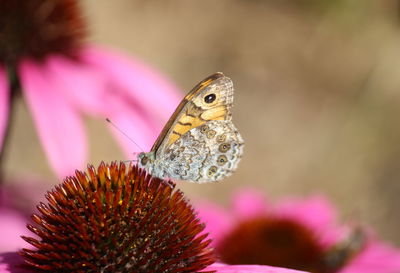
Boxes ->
[196,189,400,273]
[0,0,181,178]
[14,47,181,178]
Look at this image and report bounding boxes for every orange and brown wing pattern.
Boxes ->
[151,72,234,153]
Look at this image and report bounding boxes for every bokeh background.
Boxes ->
[3,0,400,245]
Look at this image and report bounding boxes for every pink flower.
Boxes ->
[0,210,31,253]
[0,253,307,273]
[0,200,309,273]
[0,0,181,178]
[0,178,49,253]
[0,165,308,273]
[196,189,400,273]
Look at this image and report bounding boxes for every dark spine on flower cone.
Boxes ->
[0,0,86,64]
[19,162,216,273]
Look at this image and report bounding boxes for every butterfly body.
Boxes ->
[138,72,244,183]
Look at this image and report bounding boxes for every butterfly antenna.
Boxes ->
[106,118,144,152]
[123,159,138,164]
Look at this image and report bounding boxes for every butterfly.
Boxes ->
[138,72,244,183]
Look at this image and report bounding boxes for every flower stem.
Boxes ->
[0,65,20,184]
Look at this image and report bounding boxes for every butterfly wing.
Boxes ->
[151,72,234,155]
[155,120,244,183]
[139,72,243,182]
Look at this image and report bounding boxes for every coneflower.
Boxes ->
[19,162,215,272]
[0,167,311,273]
[197,189,400,273]
[216,217,366,273]
[217,218,324,272]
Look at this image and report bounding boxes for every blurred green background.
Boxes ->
[3,0,400,245]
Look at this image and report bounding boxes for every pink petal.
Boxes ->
[231,188,270,220]
[339,240,400,273]
[195,202,234,247]
[105,94,158,153]
[0,66,9,151]
[0,209,31,252]
[79,46,182,125]
[77,46,183,155]
[274,196,340,246]
[39,54,107,115]
[0,252,32,273]
[19,59,87,178]
[204,263,308,273]
[31,52,159,155]
[1,177,48,215]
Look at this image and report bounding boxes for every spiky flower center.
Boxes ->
[20,162,215,273]
[0,0,86,64]
[217,218,324,272]
[217,217,364,273]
